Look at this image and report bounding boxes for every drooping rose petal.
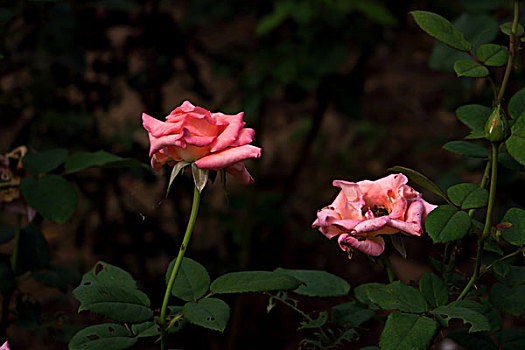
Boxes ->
[338,234,385,256]
[225,162,254,185]
[195,145,261,170]
[0,341,9,350]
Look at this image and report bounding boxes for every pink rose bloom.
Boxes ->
[312,174,437,257]
[0,341,9,350]
[142,101,261,185]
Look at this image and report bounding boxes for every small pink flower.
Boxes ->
[142,101,261,185]
[313,173,436,257]
[0,341,9,350]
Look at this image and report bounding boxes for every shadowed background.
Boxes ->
[1,0,524,348]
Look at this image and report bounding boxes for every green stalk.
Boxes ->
[457,144,498,301]
[160,185,201,350]
[497,0,520,103]
[381,253,395,283]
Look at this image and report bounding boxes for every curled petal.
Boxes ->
[352,216,391,235]
[142,113,182,138]
[181,127,217,146]
[338,234,385,256]
[210,112,245,152]
[225,162,254,185]
[333,180,363,202]
[195,145,261,170]
[230,128,255,147]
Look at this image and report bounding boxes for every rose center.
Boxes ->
[362,205,390,218]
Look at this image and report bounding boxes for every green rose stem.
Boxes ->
[381,253,395,283]
[0,214,22,339]
[457,144,499,301]
[159,185,201,350]
[444,159,492,284]
[497,0,520,103]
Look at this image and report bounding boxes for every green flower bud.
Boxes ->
[484,104,510,143]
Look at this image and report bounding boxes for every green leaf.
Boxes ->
[410,11,471,51]
[499,151,525,171]
[69,323,136,350]
[493,261,511,278]
[64,150,145,174]
[447,183,488,209]
[390,235,407,259]
[496,329,525,350]
[210,271,301,294]
[506,115,525,166]
[490,283,525,316]
[166,161,190,196]
[447,329,497,350]
[379,312,437,350]
[274,268,350,297]
[500,22,525,37]
[299,311,328,329]
[182,298,230,332]
[509,87,525,119]
[191,164,208,193]
[432,300,490,332]
[166,257,210,301]
[429,14,498,71]
[456,104,491,132]
[484,237,503,255]
[73,261,153,323]
[475,44,508,66]
[419,273,448,308]
[332,302,374,328]
[22,148,68,176]
[500,208,525,246]
[131,322,160,338]
[425,205,471,243]
[443,141,489,158]
[20,175,77,223]
[17,224,50,272]
[354,282,383,308]
[498,266,525,286]
[387,166,450,204]
[0,226,15,244]
[365,281,428,313]
[453,59,489,78]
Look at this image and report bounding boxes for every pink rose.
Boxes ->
[312,174,436,257]
[142,101,261,185]
[0,341,9,350]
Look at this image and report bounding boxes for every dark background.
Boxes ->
[1,0,524,349]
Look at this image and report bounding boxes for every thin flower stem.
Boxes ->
[381,253,395,283]
[497,0,520,103]
[482,248,524,277]
[160,185,201,350]
[467,51,498,100]
[457,144,498,301]
[265,293,329,340]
